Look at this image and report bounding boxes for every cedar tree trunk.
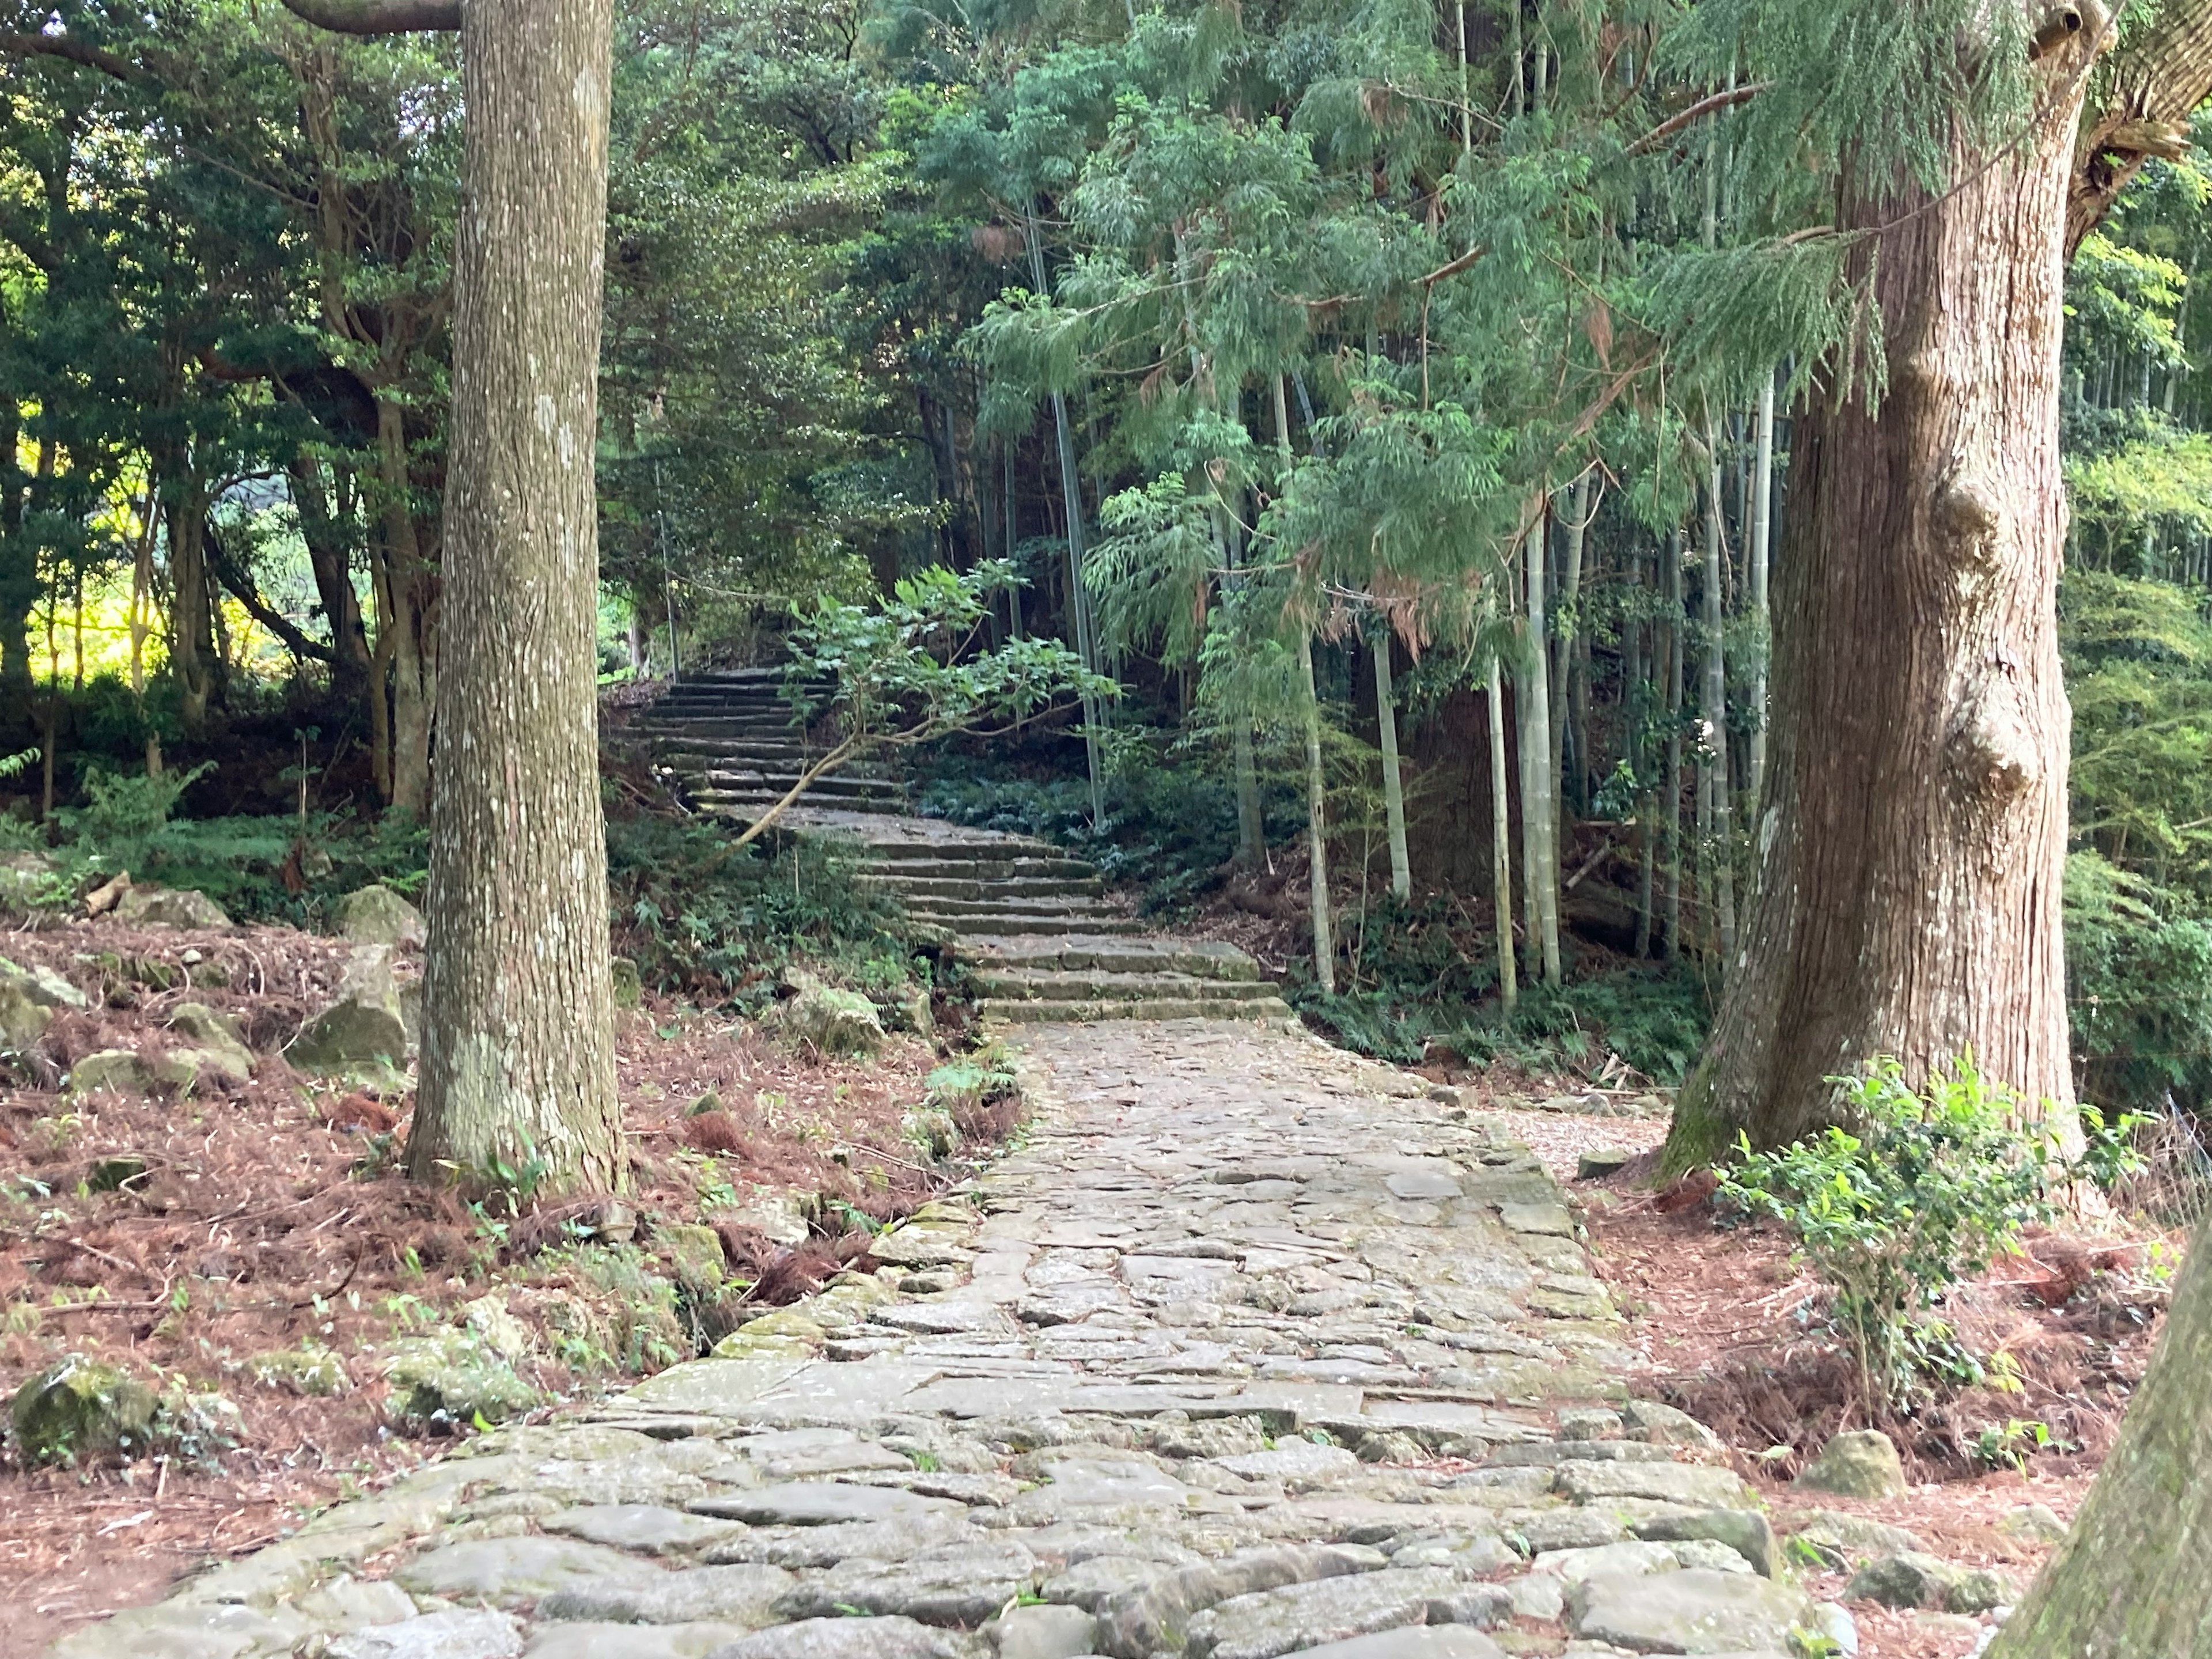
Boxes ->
[407,0,622,1194]
[1666,21,2096,1163]
[1988,1219,2212,1656]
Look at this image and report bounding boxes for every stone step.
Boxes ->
[862,873,1104,902]
[696,791,908,818]
[975,969,1282,1003]
[693,779,906,805]
[965,937,1263,981]
[901,893,1124,922]
[864,835,1065,864]
[978,993,1296,1024]
[918,911,1145,936]
[858,854,1097,882]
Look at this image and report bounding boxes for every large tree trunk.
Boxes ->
[408,0,621,1195]
[1665,27,2093,1165]
[166,488,217,734]
[1988,1219,2212,1656]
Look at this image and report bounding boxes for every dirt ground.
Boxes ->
[0,912,994,1657]
[1493,1104,2176,1659]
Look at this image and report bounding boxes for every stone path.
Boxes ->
[59,1020,1845,1659]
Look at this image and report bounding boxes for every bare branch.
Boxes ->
[275,0,461,36]
[1624,82,1770,158]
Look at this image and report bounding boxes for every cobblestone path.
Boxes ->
[62,1020,1842,1659]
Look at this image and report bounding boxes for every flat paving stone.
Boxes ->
[544,1505,747,1557]
[689,1483,965,1527]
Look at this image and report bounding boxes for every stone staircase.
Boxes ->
[638,673,1293,1025]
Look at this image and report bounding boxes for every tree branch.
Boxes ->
[204,517,338,665]
[274,0,461,36]
[1624,82,1770,158]
[2066,0,2212,256]
[0,30,150,82]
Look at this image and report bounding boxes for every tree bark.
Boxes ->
[1522,524,1562,986]
[1550,474,1589,832]
[1987,1219,2212,1657]
[1662,525,1684,960]
[2065,0,2212,256]
[1698,416,1736,962]
[407,0,622,1196]
[1372,637,1410,900]
[166,489,217,734]
[1302,635,1335,994]
[1666,18,2096,1165]
[1748,373,1775,806]
[278,0,460,35]
[1488,652,1517,1014]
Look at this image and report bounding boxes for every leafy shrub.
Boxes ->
[2066,852,2212,1118]
[1722,1056,2143,1408]
[605,810,919,1003]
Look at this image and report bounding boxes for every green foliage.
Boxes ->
[2065,853,2212,1118]
[1721,1057,2145,1407]
[605,809,917,1003]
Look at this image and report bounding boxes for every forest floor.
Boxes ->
[1453,1099,2175,1659]
[0,912,1001,1658]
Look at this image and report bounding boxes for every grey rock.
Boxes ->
[10,1354,157,1464]
[1554,1460,1748,1506]
[1669,1539,1756,1575]
[1502,1576,1563,1621]
[0,952,86,1007]
[1150,1416,1270,1461]
[169,1002,255,1081]
[705,1615,963,1659]
[0,976,51,1050]
[547,1504,748,1556]
[1184,1567,1461,1659]
[692,1482,965,1527]
[1516,1510,1627,1553]
[541,1563,796,1625]
[381,1330,541,1430]
[46,1602,304,1659]
[1531,1541,1679,1582]
[774,973,887,1057]
[327,1611,526,1659]
[990,1603,1099,1659]
[1618,1399,1722,1449]
[1094,1545,1383,1659]
[116,885,232,929]
[1633,1509,1779,1578]
[525,1624,751,1659]
[1567,1569,1815,1654]
[1555,1410,1622,1441]
[67,1047,176,1098]
[777,1540,1037,1626]
[338,884,427,948]
[1281,1631,1505,1659]
[1574,1150,1637,1180]
[1794,1430,1906,1499]
[295,1576,420,1630]
[1844,1552,2015,1615]
[1782,1511,1924,1571]
[393,1536,657,1607]
[705,1517,984,1570]
[291,946,411,1070]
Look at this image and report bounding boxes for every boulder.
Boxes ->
[1998,1501,2068,1543]
[115,885,232,929]
[290,946,410,1072]
[67,1047,199,1097]
[1845,1551,2015,1614]
[1796,1429,1907,1499]
[611,956,644,1009]
[773,972,885,1057]
[381,1329,540,1432]
[1567,1567,1815,1654]
[1620,1397,1724,1448]
[336,884,427,949]
[10,1355,157,1464]
[169,1002,255,1084]
[0,978,51,1051]
[658,1223,728,1295]
[0,953,84,1009]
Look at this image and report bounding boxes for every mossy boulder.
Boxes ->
[10,1356,157,1464]
[657,1223,727,1296]
[289,948,410,1072]
[247,1347,352,1397]
[335,884,427,949]
[169,1002,255,1084]
[1796,1428,1907,1498]
[774,972,885,1057]
[0,954,84,1010]
[0,978,51,1052]
[114,886,232,929]
[610,956,643,1009]
[67,1047,199,1097]
[381,1330,540,1433]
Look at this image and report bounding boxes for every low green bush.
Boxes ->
[1721,1056,2144,1409]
